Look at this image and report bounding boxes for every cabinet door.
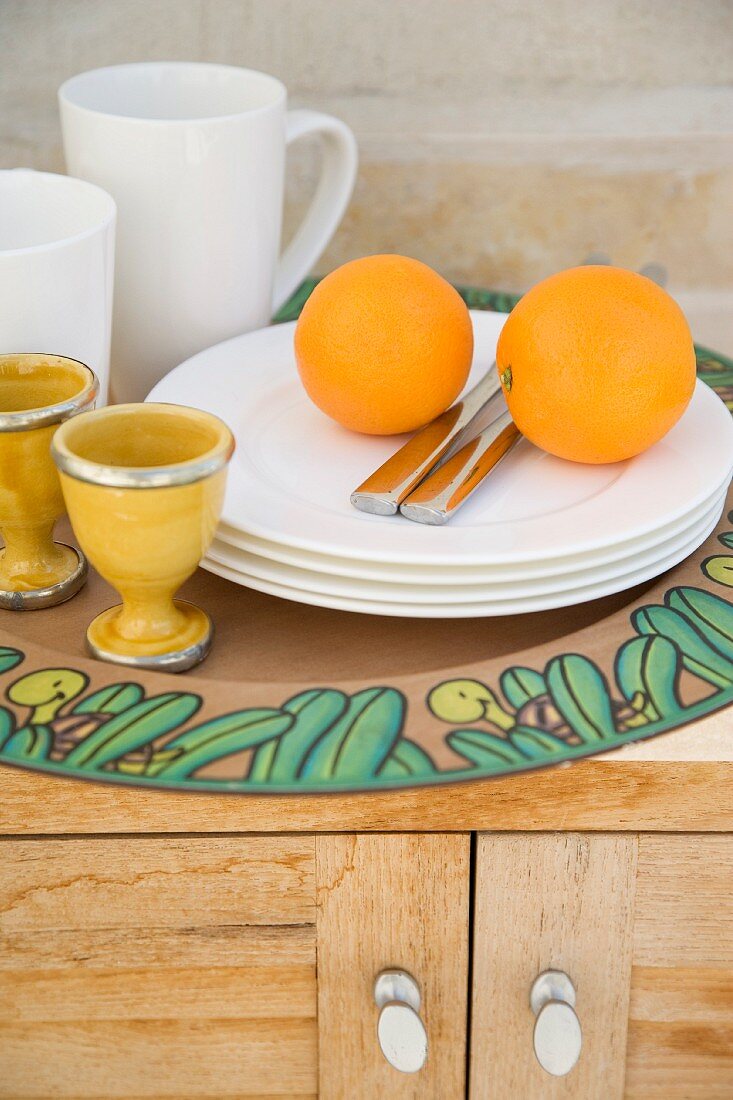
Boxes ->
[0,835,317,1098]
[316,833,471,1098]
[469,833,636,1099]
[470,833,733,1099]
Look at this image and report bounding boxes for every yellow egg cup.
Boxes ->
[52,403,234,672]
[0,354,98,610]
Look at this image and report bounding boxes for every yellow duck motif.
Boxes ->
[427,679,514,730]
[7,669,88,725]
[429,675,648,741]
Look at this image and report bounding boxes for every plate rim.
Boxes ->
[216,471,732,584]
[208,488,726,604]
[202,498,724,618]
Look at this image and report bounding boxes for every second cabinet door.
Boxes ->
[469,833,733,1099]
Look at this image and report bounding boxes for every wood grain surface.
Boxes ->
[2,755,732,835]
[633,835,733,966]
[0,836,318,1098]
[625,835,733,1098]
[0,836,315,928]
[316,833,470,1098]
[470,833,637,1099]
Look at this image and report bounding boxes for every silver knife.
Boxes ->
[350,368,502,515]
[399,410,521,525]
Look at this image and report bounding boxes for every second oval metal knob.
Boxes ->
[374,969,428,1074]
[530,969,582,1077]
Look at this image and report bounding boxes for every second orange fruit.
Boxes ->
[294,255,473,435]
[496,265,696,464]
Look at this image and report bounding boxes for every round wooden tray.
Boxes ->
[1,287,732,796]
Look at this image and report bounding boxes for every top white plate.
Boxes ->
[149,312,733,566]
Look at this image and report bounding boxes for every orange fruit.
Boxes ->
[294,254,473,435]
[496,265,696,464]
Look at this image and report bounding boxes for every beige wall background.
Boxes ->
[1,0,732,345]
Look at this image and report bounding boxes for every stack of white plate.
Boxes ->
[149,311,733,618]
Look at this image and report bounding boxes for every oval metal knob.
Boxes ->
[530,970,582,1077]
[374,969,428,1073]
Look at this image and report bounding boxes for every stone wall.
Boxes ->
[2,0,731,343]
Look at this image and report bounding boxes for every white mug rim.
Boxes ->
[59,61,288,125]
[0,169,116,259]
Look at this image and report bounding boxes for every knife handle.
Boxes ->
[399,410,521,525]
[350,368,502,515]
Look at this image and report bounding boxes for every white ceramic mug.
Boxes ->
[0,169,115,402]
[59,62,358,401]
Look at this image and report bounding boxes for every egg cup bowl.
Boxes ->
[52,402,234,672]
[0,354,98,610]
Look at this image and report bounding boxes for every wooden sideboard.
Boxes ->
[1,704,731,1099]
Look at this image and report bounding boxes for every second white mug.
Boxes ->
[0,169,115,403]
[59,62,358,401]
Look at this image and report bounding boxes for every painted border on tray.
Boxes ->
[1,284,732,794]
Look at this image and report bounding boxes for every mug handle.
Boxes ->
[272,109,358,313]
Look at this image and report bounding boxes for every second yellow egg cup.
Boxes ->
[52,403,234,672]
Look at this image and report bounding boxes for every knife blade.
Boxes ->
[350,367,502,515]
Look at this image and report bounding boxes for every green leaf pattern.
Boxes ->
[0,569,731,792]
